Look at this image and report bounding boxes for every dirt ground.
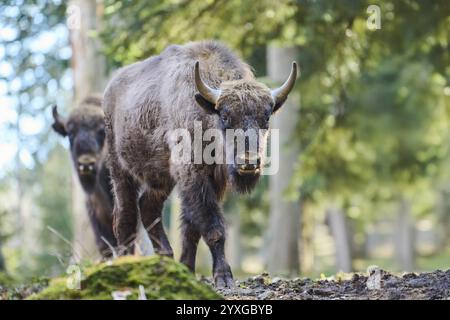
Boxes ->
[2,268,449,300]
[211,268,450,300]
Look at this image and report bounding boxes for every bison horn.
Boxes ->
[194,61,221,105]
[51,105,67,136]
[52,105,63,123]
[271,61,298,105]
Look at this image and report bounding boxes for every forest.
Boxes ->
[0,0,449,300]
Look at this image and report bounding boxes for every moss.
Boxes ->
[28,256,221,300]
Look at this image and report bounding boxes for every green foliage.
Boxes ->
[101,0,295,68]
[285,1,449,218]
[0,272,14,286]
[29,256,222,300]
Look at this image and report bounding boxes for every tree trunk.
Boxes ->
[227,214,242,272]
[326,206,352,272]
[300,201,314,274]
[266,45,300,276]
[438,188,450,249]
[69,0,107,260]
[0,243,4,271]
[394,198,415,271]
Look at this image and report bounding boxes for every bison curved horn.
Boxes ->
[271,61,298,105]
[51,105,67,136]
[194,61,221,105]
[52,105,63,122]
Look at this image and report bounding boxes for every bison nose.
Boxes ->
[77,154,96,175]
[236,152,261,175]
[236,152,261,166]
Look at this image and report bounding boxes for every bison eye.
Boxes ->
[68,132,75,143]
[265,110,271,122]
[97,128,106,143]
[221,114,228,123]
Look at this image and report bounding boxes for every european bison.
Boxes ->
[103,41,297,287]
[52,96,117,258]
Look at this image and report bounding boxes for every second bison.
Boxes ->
[103,41,297,287]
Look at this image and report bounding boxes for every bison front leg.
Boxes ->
[180,211,201,272]
[139,189,173,257]
[179,178,234,288]
[87,205,116,259]
[111,171,139,256]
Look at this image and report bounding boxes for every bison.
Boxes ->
[103,41,297,287]
[52,96,117,258]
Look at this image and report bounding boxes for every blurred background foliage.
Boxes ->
[0,0,449,280]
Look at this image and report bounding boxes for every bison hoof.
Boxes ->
[117,244,134,256]
[156,249,174,258]
[214,267,234,288]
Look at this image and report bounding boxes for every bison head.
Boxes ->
[194,61,298,193]
[51,97,106,194]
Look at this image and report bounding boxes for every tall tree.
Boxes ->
[69,0,107,259]
[394,198,415,270]
[266,46,301,275]
[326,207,352,272]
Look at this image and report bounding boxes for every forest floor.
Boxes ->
[210,268,450,300]
[2,267,450,300]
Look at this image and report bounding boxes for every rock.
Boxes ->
[271,277,282,284]
[386,288,404,299]
[307,287,334,297]
[258,291,274,300]
[238,288,254,296]
[407,277,429,288]
[383,278,400,288]
[28,256,221,300]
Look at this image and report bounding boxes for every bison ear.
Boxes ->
[51,105,67,137]
[195,93,218,114]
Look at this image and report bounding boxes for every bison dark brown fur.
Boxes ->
[52,96,117,258]
[103,41,297,287]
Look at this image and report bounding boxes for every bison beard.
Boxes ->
[228,165,261,194]
[103,40,297,287]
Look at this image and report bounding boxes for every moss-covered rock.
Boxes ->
[28,256,221,300]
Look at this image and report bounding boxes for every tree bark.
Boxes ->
[326,206,352,272]
[300,201,314,274]
[0,243,4,271]
[394,198,415,271]
[227,214,242,272]
[438,188,450,249]
[266,45,301,276]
